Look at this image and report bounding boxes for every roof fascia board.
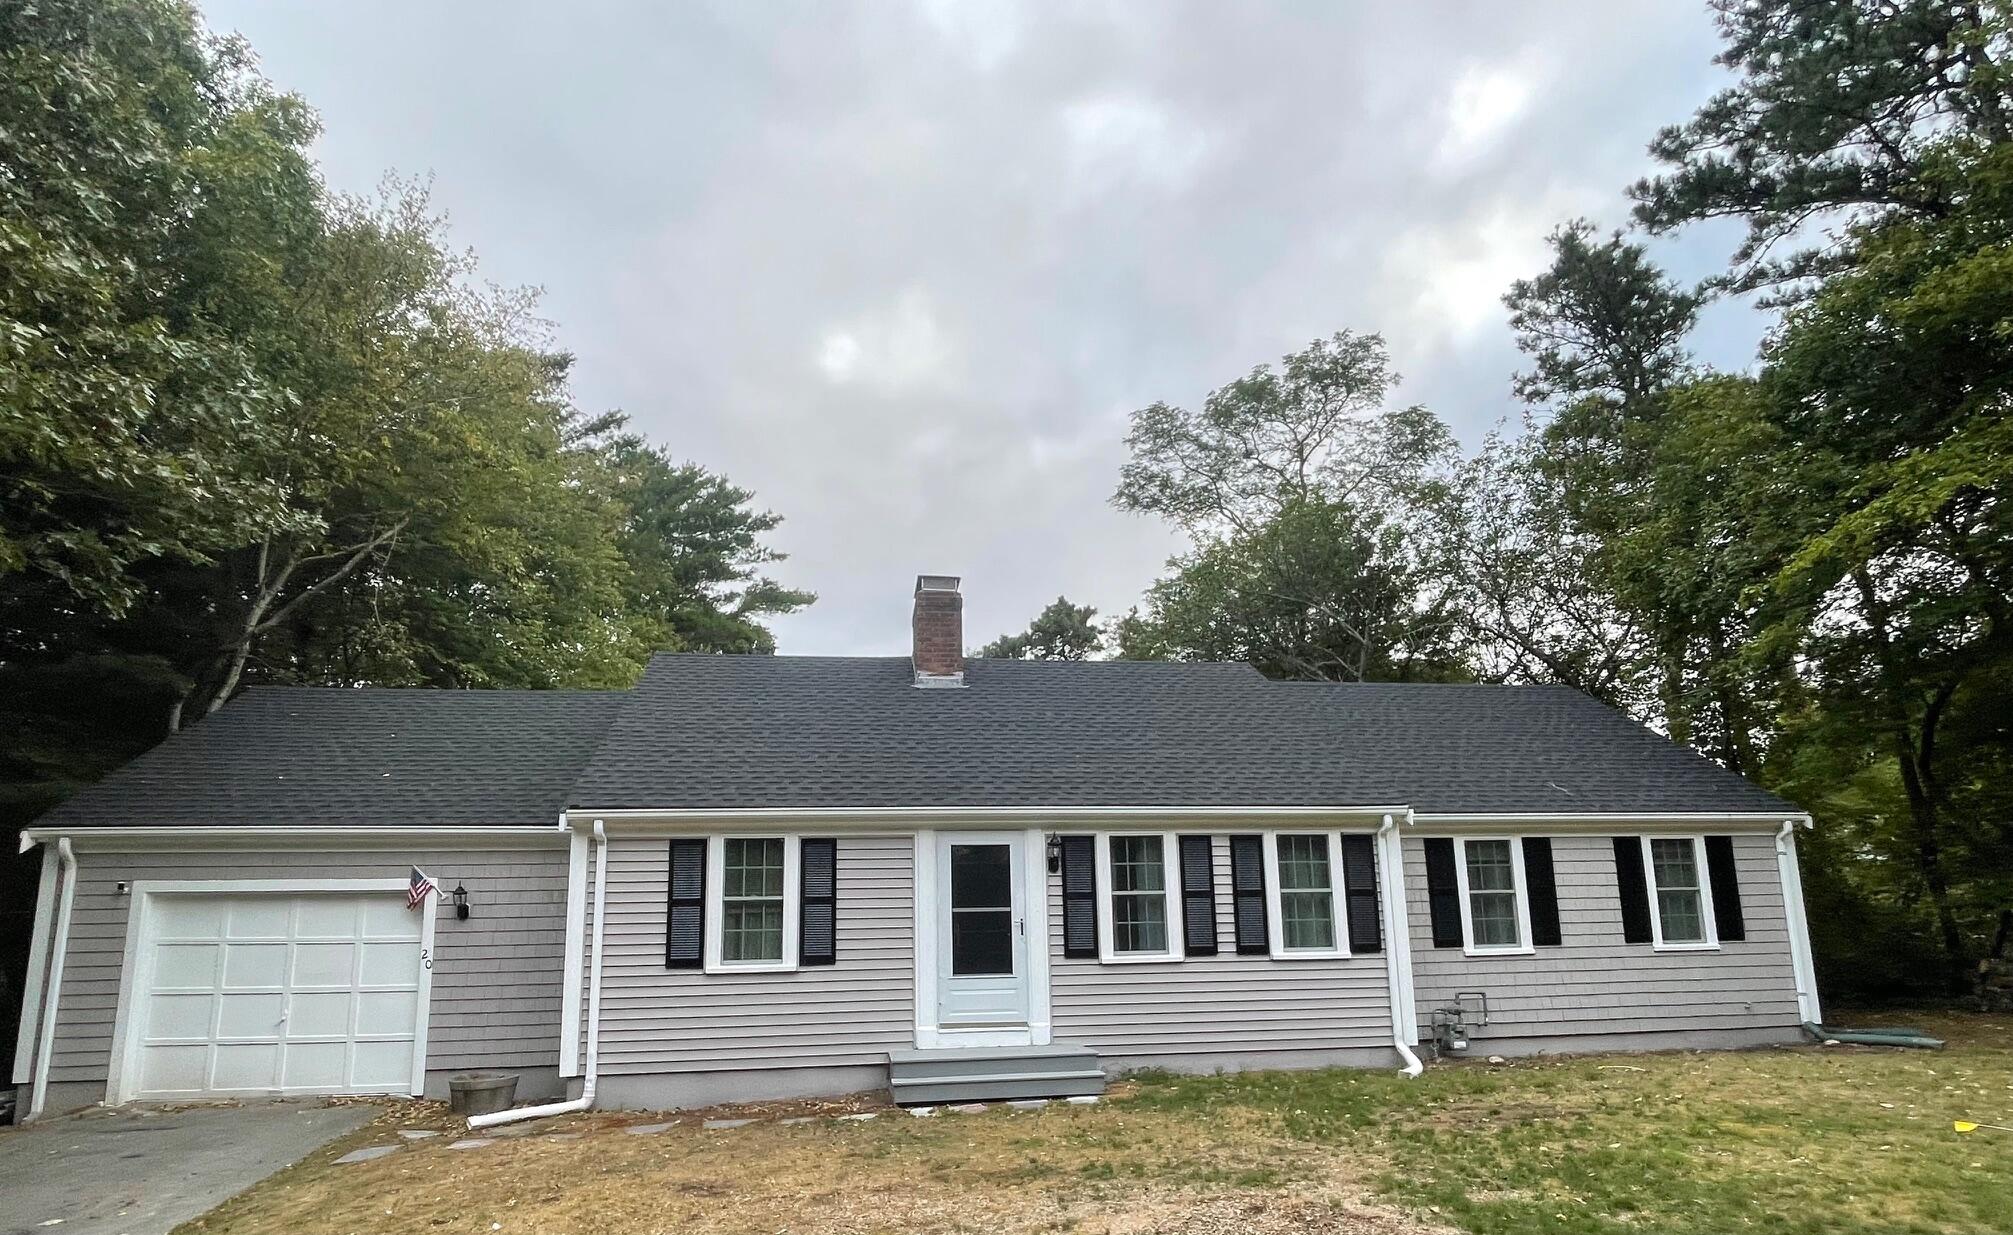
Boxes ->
[568,805,1413,832]
[21,826,565,852]
[1409,811,1806,832]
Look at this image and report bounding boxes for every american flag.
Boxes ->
[408,866,437,910]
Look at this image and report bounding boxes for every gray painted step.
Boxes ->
[887,1043,1107,1105]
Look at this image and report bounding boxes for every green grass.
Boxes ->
[1126,1010,2013,1234]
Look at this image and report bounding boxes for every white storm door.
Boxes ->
[131,891,424,1099]
[935,833,1030,1029]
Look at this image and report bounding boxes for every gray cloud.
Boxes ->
[203,1,1754,655]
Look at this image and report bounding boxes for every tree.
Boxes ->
[980,597,1103,661]
[1632,0,2013,290]
[1112,333,1465,682]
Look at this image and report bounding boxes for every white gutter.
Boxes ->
[469,818,608,1129]
[1376,813,1424,1078]
[570,804,1413,830]
[1775,817,1823,1025]
[27,838,77,1121]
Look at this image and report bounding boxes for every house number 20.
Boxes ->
[421,948,432,970]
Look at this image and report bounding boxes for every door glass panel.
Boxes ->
[949,844,1014,976]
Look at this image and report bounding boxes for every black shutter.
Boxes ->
[1613,836,1654,944]
[1060,835,1098,958]
[800,838,837,965]
[1704,835,1746,942]
[666,838,706,968]
[1229,834,1269,955]
[1339,834,1382,954]
[1522,837,1562,946]
[1178,835,1218,956]
[1423,837,1463,948]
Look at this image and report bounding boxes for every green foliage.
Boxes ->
[1114,333,1465,681]
[0,2,809,833]
[1632,0,2013,289]
[979,597,1104,661]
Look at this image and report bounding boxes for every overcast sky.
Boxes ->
[201,2,1763,656]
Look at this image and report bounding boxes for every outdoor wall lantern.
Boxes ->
[451,882,471,920]
[1045,834,1062,874]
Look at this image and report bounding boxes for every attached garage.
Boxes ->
[107,881,436,1103]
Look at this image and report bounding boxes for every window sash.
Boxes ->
[1264,833,1347,958]
[1646,836,1715,947]
[1454,836,1533,955]
[1094,833,1182,961]
[706,835,800,970]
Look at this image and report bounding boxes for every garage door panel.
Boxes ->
[289,991,353,1037]
[292,942,356,987]
[131,891,423,1100]
[213,1042,281,1090]
[226,899,291,939]
[145,992,216,1039]
[280,1041,347,1089]
[156,899,227,940]
[360,941,421,986]
[144,1044,211,1092]
[352,1039,412,1088]
[151,943,220,988]
[358,989,419,1031]
[216,992,285,1037]
[295,899,359,938]
[221,942,288,988]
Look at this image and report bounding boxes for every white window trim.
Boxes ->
[703,834,801,973]
[1262,830,1350,960]
[1452,835,1536,957]
[1642,833,1720,952]
[1092,830,1185,964]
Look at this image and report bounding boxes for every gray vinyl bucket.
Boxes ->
[447,1072,520,1117]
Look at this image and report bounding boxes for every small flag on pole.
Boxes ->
[408,866,437,910]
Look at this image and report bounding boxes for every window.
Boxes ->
[705,835,800,971]
[1454,837,1533,956]
[1264,832,1348,958]
[1094,832,1182,961]
[1645,835,1717,949]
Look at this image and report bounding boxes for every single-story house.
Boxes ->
[12,576,1821,1120]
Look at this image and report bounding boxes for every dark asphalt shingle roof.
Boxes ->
[37,687,625,828]
[35,655,1795,828]
[570,654,1794,815]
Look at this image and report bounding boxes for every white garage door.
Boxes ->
[130,892,425,1099]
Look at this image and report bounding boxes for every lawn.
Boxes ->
[182,1012,2012,1235]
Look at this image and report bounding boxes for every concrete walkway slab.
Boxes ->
[0,1102,377,1235]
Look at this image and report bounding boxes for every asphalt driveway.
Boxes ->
[0,1102,376,1235]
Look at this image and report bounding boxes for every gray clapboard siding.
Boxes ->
[1048,835,1394,1059]
[1405,832,1801,1039]
[584,835,915,1074]
[48,845,569,1084]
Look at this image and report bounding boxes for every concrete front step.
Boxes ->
[887,1043,1107,1105]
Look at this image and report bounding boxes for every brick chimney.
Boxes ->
[911,574,965,687]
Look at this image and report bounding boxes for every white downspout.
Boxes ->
[1377,813,1424,1077]
[27,837,78,1122]
[1775,817,1823,1026]
[469,818,608,1129]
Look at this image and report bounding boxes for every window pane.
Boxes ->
[722,900,783,962]
[1650,838,1699,890]
[1470,890,1520,947]
[1277,835,1330,891]
[1464,839,1516,893]
[951,909,1014,975]
[1110,836,1166,893]
[950,845,1012,909]
[1657,889,1705,943]
[723,838,784,898]
[1113,892,1168,954]
[1280,890,1335,950]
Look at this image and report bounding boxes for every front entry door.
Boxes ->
[935,833,1030,1029]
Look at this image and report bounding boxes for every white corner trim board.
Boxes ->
[11,844,59,1089]
[26,838,77,1121]
[558,823,588,1077]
